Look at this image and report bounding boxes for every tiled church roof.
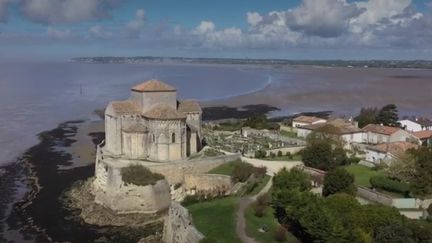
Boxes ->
[144,104,186,120]
[178,100,202,113]
[131,79,176,92]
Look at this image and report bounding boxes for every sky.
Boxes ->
[0,0,432,60]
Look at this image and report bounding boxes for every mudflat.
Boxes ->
[203,66,432,116]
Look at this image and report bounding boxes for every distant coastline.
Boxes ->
[71,56,432,69]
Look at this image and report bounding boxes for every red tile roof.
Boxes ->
[368,141,418,158]
[144,104,186,120]
[178,100,202,113]
[362,124,401,135]
[293,115,325,124]
[131,79,176,92]
[412,130,432,140]
[300,119,362,134]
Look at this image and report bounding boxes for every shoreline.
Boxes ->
[0,120,162,242]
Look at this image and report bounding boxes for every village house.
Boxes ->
[399,117,432,132]
[292,115,327,128]
[365,141,418,165]
[412,130,432,147]
[362,124,419,145]
[296,119,363,149]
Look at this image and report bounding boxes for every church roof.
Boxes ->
[108,100,140,115]
[178,100,202,113]
[144,104,186,120]
[131,79,176,92]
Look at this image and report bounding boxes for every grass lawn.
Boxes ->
[245,205,298,243]
[187,197,240,243]
[344,164,384,187]
[208,160,240,176]
[263,154,302,161]
[249,175,271,195]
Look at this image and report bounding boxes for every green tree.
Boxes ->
[322,168,356,197]
[273,167,311,192]
[354,107,379,128]
[303,132,347,170]
[377,104,399,127]
[374,224,416,243]
[409,147,432,197]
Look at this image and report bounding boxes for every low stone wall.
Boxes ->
[266,146,305,156]
[184,174,232,195]
[147,154,240,185]
[93,179,171,214]
[163,202,204,243]
[356,186,393,206]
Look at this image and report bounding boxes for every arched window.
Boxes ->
[152,134,155,142]
[172,133,176,143]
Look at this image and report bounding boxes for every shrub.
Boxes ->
[254,150,267,159]
[323,168,356,197]
[232,161,254,183]
[285,151,292,158]
[253,166,267,179]
[370,176,410,196]
[253,202,266,217]
[347,155,361,164]
[277,150,283,157]
[257,193,270,206]
[274,225,288,242]
[270,152,276,158]
[121,165,164,186]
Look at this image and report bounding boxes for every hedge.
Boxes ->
[369,175,410,196]
[121,164,165,186]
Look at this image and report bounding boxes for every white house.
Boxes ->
[399,118,432,132]
[362,124,419,145]
[296,119,364,150]
[292,115,327,128]
[365,141,418,165]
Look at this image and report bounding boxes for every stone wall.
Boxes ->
[356,185,393,206]
[146,154,240,185]
[93,179,171,214]
[163,202,204,243]
[265,146,305,157]
[184,174,232,195]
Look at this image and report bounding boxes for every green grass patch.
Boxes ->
[187,197,240,243]
[245,205,298,243]
[249,175,271,195]
[208,160,239,176]
[280,130,298,138]
[121,165,164,186]
[344,164,384,187]
[263,154,302,161]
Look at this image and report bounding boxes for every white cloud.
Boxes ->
[19,0,122,24]
[47,27,71,39]
[195,21,215,34]
[126,9,146,37]
[88,25,112,39]
[285,0,363,37]
[247,12,263,27]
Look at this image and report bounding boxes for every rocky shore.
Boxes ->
[1,120,163,242]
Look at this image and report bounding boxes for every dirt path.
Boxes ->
[235,177,273,243]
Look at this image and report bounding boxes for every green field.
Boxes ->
[344,164,384,187]
[245,205,298,243]
[263,154,302,161]
[208,160,239,176]
[187,197,240,243]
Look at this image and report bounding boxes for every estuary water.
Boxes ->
[0,61,271,166]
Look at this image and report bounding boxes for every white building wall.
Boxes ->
[365,149,387,165]
[138,91,177,113]
[399,120,422,132]
[297,128,312,138]
[363,132,390,144]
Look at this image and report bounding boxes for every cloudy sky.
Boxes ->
[0,0,431,60]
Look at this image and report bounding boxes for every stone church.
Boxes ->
[104,79,202,162]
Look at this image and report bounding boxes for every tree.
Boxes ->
[273,167,311,192]
[386,153,416,183]
[303,133,347,170]
[354,107,379,128]
[374,224,416,243]
[377,104,399,127]
[409,147,432,197]
[322,168,356,197]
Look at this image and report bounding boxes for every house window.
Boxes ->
[172,133,176,143]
